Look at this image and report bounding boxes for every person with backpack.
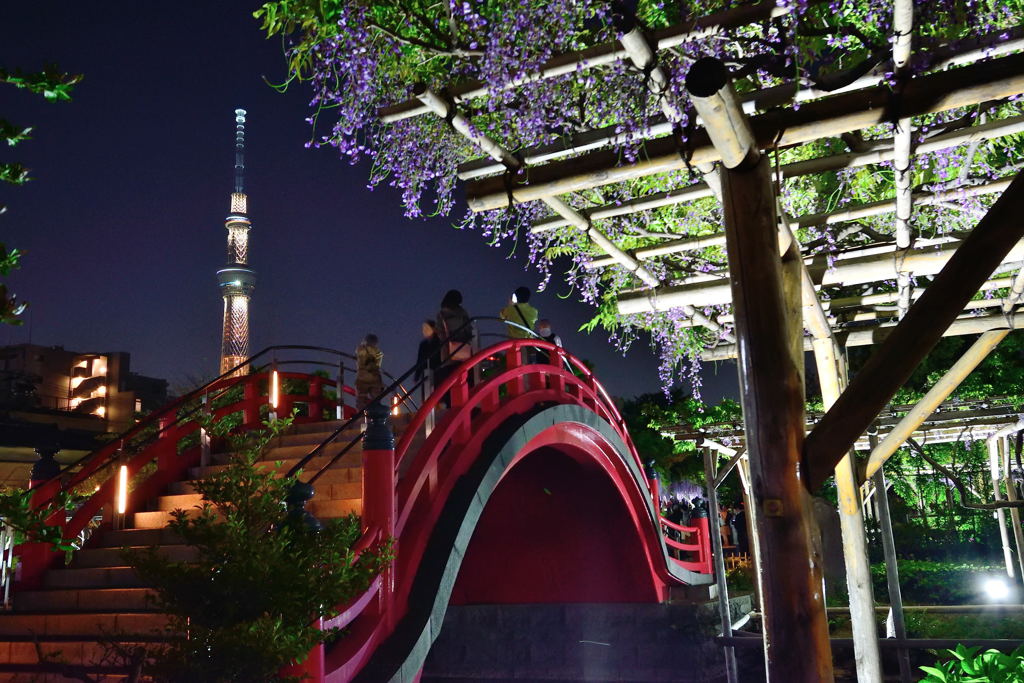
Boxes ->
[354,334,384,410]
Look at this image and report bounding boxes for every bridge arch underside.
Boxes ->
[450,441,662,605]
[355,404,682,683]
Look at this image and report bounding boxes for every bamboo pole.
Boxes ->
[862,330,1010,480]
[457,26,1024,182]
[586,176,1009,270]
[737,455,765,611]
[989,438,1016,578]
[466,52,1024,211]
[862,263,1024,479]
[536,114,1024,236]
[871,450,912,683]
[703,312,1024,361]
[892,0,915,318]
[618,232,1024,314]
[673,278,1021,329]
[1001,437,1024,581]
[704,447,739,683]
[411,86,664,289]
[803,171,1024,491]
[618,24,724,201]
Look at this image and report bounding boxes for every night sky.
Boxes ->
[1,2,737,402]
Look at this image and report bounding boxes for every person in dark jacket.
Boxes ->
[415,319,443,385]
[434,290,472,404]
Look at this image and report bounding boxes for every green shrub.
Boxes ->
[872,561,1003,605]
[126,416,391,682]
[906,613,1024,640]
[920,644,1024,682]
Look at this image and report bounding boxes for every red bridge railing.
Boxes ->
[14,335,713,681]
[307,337,714,680]
[16,346,361,589]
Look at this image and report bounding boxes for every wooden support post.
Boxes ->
[719,156,833,680]
[1001,437,1024,581]
[704,447,738,683]
[804,170,1024,490]
[870,433,912,683]
[687,56,832,679]
[989,438,1016,578]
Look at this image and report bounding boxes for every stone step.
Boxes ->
[0,611,169,637]
[96,528,182,548]
[274,427,365,448]
[71,545,195,569]
[309,498,361,519]
[14,588,156,613]
[0,638,160,666]
[150,493,203,512]
[133,508,203,530]
[43,566,143,589]
[189,455,362,481]
[287,419,350,435]
[165,480,200,495]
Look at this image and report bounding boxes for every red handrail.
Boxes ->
[318,339,712,680]
[16,370,355,588]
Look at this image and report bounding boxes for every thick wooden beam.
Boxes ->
[719,155,834,681]
[466,52,1024,211]
[803,170,1024,491]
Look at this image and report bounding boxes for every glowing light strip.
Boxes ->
[117,465,128,515]
[270,370,280,409]
[392,395,400,416]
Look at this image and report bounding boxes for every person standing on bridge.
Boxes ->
[535,318,563,364]
[435,290,472,405]
[415,319,443,390]
[355,333,384,410]
[499,286,538,339]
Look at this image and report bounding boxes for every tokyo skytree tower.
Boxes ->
[217,109,256,376]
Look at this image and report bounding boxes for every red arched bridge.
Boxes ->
[5,322,713,681]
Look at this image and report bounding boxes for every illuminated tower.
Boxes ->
[217,109,256,375]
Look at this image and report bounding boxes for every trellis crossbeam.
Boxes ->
[465,51,1024,211]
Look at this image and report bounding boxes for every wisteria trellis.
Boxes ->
[257,0,1024,399]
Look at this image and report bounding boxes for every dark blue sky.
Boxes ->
[1,1,737,402]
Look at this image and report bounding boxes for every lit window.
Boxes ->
[95,406,106,417]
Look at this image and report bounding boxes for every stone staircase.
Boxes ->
[0,416,400,681]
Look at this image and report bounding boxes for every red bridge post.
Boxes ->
[363,400,396,628]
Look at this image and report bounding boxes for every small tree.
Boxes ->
[127,416,391,682]
[1,64,81,324]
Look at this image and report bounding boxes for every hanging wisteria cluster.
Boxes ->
[257,0,1024,398]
